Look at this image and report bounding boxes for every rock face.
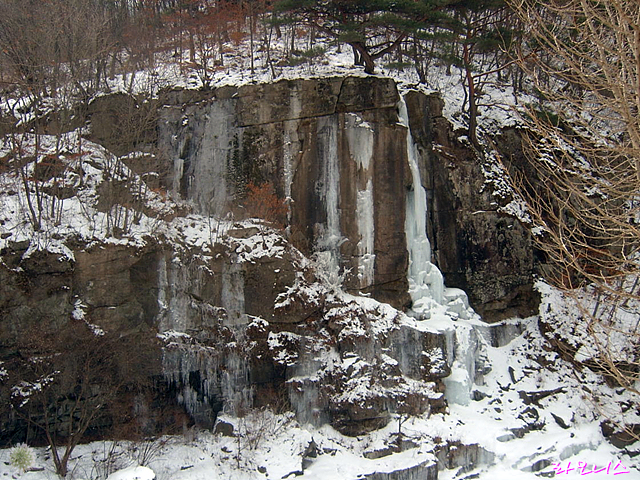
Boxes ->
[158,77,411,310]
[156,78,536,320]
[147,76,536,430]
[49,77,536,323]
[0,244,74,350]
[404,91,537,320]
[0,76,537,444]
[151,223,451,434]
[363,458,438,480]
[0,218,448,438]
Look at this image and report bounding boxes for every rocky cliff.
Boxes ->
[0,76,536,443]
[155,77,537,319]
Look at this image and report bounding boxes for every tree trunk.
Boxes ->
[352,45,362,65]
[351,42,375,74]
[463,43,479,149]
[189,32,196,64]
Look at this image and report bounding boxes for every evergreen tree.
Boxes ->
[274,0,519,146]
[447,0,516,147]
[274,0,458,74]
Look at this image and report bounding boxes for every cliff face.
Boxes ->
[158,77,412,310]
[0,76,536,440]
[403,91,537,320]
[157,77,536,320]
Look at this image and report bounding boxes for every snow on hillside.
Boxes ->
[0,314,636,479]
[80,28,528,140]
[0,132,179,267]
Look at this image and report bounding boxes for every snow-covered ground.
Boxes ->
[1,313,636,479]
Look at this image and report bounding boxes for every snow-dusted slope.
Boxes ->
[0,315,636,479]
[0,35,638,480]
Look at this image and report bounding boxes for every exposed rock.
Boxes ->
[364,438,419,460]
[434,442,495,472]
[496,433,516,442]
[526,458,553,473]
[551,412,570,429]
[226,226,261,239]
[601,421,640,448]
[236,77,342,126]
[510,421,545,438]
[404,91,537,321]
[242,242,304,323]
[0,245,73,351]
[303,438,318,459]
[160,78,455,312]
[518,387,565,406]
[475,318,527,347]
[213,419,234,437]
[388,324,451,379]
[86,93,158,156]
[0,75,539,445]
[77,76,537,319]
[362,458,438,480]
[73,243,159,332]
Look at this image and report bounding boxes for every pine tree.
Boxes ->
[446,0,516,148]
[274,0,459,74]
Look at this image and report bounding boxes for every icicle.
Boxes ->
[283,125,294,226]
[202,101,235,216]
[443,323,479,406]
[315,116,342,280]
[355,180,375,288]
[221,259,246,326]
[398,96,445,314]
[346,113,375,289]
[284,86,302,227]
[221,351,253,416]
[156,256,169,331]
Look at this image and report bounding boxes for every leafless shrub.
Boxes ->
[506,0,640,440]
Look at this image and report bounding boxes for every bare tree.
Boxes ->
[0,0,118,99]
[506,0,640,424]
[5,320,158,477]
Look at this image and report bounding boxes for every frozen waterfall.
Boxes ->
[399,95,487,406]
[345,112,375,290]
[399,98,445,315]
[314,116,342,283]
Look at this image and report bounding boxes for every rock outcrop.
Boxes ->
[404,91,537,320]
[0,76,537,444]
[156,77,536,320]
[158,77,412,310]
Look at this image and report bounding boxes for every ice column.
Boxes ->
[283,125,294,225]
[161,98,236,216]
[315,116,343,284]
[399,97,445,313]
[283,86,302,226]
[345,113,375,289]
[399,96,484,405]
[156,256,193,332]
[221,259,246,326]
[156,256,169,329]
[222,350,253,416]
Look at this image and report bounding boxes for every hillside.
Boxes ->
[0,2,639,478]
